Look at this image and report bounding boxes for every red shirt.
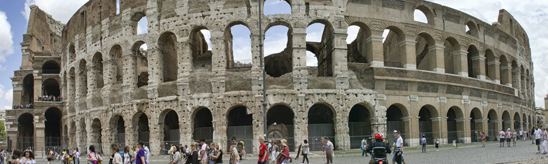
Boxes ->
[259,143,268,161]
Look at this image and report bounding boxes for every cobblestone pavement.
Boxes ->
[30,140,548,164]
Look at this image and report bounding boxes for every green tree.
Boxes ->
[0,121,6,141]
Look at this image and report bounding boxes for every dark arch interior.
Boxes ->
[386,105,405,144]
[308,104,335,150]
[193,108,213,142]
[470,108,482,142]
[514,114,521,130]
[22,74,34,104]
[159,33,178,82]
[42,61,60,74]
[348,105,372,149]
[467,46,479,78]
[447,108,458,143]
[267,105,295,150]
[502,112,511,131]
[487,110,498,141]
[418,107,433,144]
[114,116,125,148]
[308,104,334,124]
[91,119,102,153]
[227,106,253,152]
[45,108,62,147]
[17,113,34,150]
[137,114,150,145]
[228,107,253,126]
[42,79,60,97]
[163,110,180,154]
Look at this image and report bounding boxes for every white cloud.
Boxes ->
[22,0,89,23]
[200,30,212,50]
[0,11,13,65]
[0,85,13,110]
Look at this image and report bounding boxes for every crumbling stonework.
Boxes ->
[5,0,536,157]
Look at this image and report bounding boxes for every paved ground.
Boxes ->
[31,140,548,164]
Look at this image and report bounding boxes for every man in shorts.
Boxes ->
[535,125,542,153]
[499,129,505,147]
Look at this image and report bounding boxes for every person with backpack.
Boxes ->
[499,129,506,147]
[112,146,122,164]
[87,145,103,164]
[421,134,427,153]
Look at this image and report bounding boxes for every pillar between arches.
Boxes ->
[430,45,445,73]
[453,50,468,77]
[367,30,384,67]
[400,40,417,70]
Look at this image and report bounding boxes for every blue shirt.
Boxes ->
[421,137,427,144]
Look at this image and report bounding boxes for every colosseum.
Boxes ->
[4,0,536,156]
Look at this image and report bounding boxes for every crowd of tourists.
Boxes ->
[37,95,62,102]
[13,103,33,109]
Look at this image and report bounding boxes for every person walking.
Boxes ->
[435,138,440,151]
[421,135,427,153]
[136,142,147,164]
[276,139,290,164]
[110,145,119,164]
[480,132,486,147]
[72,148,80,164]
[186,143,199,164]
[207,142,217,164]
[19,150,35,164]
[393,131,404,164]
[535,126,542,153]
[112,146,123,164]
[542,128,548,154]
[258,136,268,164]
[199,139,208,164]
[10,150,21,164]
[47,149,53,164]
[361,137,368,157]
[229,145,240,164]
[123,146,132,164]
[171,146,182,164]
[270,140,278,164]
[143,144,150,164]
[213,144,223,164]
[87,145,103,164]
[322,137,334,164]
[512,130,517,147]
[499,129,506,147]
[301,139,309,164]
[506,128,512,147]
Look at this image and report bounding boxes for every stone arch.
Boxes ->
[514,112,521,131]
[346,22,371,64]
[91,118,103,153]
[308,103,336,150]
[447,106,465,143]
[444,37,460,74]
[78,59,88,97]
[159,109,180,154]
[264,0,291,15]
[92,52,104,89]
[110,115,125,148]
[485,49,496,81]
[413,5,435,25]
[132,112,150,146]
[306,20,335,77]
[42,78,60,98]
[502,111,511,131]
[192,107,213,142]
[487,109,498,141]
[267,104,295,150]
[42,60,60,74]
[386,103,409,145]
[499,55,510,85]
[415,32,436,71]
[383,26,406,68]
[418,105,439,144]
[467,45,480,78]
[22,74,34,104]
[110,45,123,84]
[190,27,212,70]
[17,113,34,150]
[348,104,372,149]
[465,20,479,37]
[131,41,149,88]
[130,12,148,35]
[265,21,293,77]
[470,108,483,142]
[225,22,252,69]
[69,44,76,63]
[226,106,253,152]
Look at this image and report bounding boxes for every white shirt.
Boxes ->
[499,131,505,139]
[201,144,208,159]
[396,136,403,149]
[520,130,523,135]
[144,146,150,163]
[73,151,79,158]
[535,129,542,139]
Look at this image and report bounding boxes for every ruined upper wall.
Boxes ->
[20,6,63,70]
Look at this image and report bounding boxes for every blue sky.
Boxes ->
[0,0,547,110]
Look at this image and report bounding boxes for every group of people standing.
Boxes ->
[532,125,548,154]
[2,149,36,164]
[498,128,519,147]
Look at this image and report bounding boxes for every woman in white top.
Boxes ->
[123,146,132,164]
[10,150,21,164]
[112,146,123,164]
[301,139,309,164]
[19,150,35,164]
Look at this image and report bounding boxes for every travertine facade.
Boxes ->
[5,0,536,156]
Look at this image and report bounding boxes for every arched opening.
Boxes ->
[226,24,252,69]
[308,104,335,151]
[91,119,102,153]
[264,24,292,77]
[132,42,149,88]
[523,114,528,131]
[383,27,405,68]
[511,61,519,87]
[267,105,295,150]
[485,50,496,81]
[133,113,150,146]
[79,118,87,154]
[78,60,88,97]
[414,6,434,25]
[17,113,34,150]
[227,106,253,152]
[465,21,478,37]
[110,45,123,84]
[418,105,438,144]
[161,110,180,155]
[470,108,483,142]
[502,111,511,131]
[500,56,509,85]
[111,115,125,148]
[414,9,428,24]
[193,108,213,143]
[306,22,334,77]
[42,79,60,99]
[44,108,62,148]
[264,0,291,15]
[22,74,34,105]
[346,24,369,64]
[444,38,459,74]
[191,28,212,69]
[447,107,465,143]
[130,12,148,35]
[159,32,178,82]
[528,115,533,130]
[487,110,498,141]
[514,113,521,131]
[467,45,480,78]
[386,104,408,146]
[348,104,372,149]
[68,44,76,63]
[92,53,104,89]
[415,33,436,71]
[42,61,60,74]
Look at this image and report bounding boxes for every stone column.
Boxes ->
[335,104,350,150]
[86,64,95,109]
[367,30,384,67]
[403,116,416,146]
[430,45,445,73]
[473,53,486,80]
[492,57,501,83]
[122,52,137,103]
[292,28,308,92]
[453,50,468,77]
[332,27,348,77]
[33,73,42,102]
[400,40,417,70]
[293,94,307,152]
[431,116,442,144]
[251,106,263,154]
[210,31,227,93]
[125,120,135,147]
[35,115,45,155]
[101,127,112,155]
[146,43,160,99]
[457,118,469,143]
[148,111,161,155]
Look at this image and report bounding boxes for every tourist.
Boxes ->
[535,126,542,153]
[322,137,334,164]
[109,145,118,164]
[361,137,367,157]
[199,139,208,164]
[73,148,80,164]
[229,145,240,164]
[365,132,391,164]
[207,142,217,164]
[213,144,223,164]
[520,129,524,140]
[171,146,182,164]
[270,140,278,164]
[301,139,309,164]
[10,150,21,164]
[61,149,67,164]
[512,130,517,147]
[258,136,268,164]
[19,150,35,164]
[46,149,53,164]
[542,128,548,154]
[87,145,103,164]
[499,129,506,147]
[123,146,132,164]
[421,134,427,153]
[435,138,440,151]
[112,146,122,164]
[143,144,150,164]
[136,142,147,164]
[506,128,512,147]
[480,132,486,147]
[186,143,198,164]
[393,130,404,164]
[276,139,290,164]
[237,141,245,160]
[132,145,139,164]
